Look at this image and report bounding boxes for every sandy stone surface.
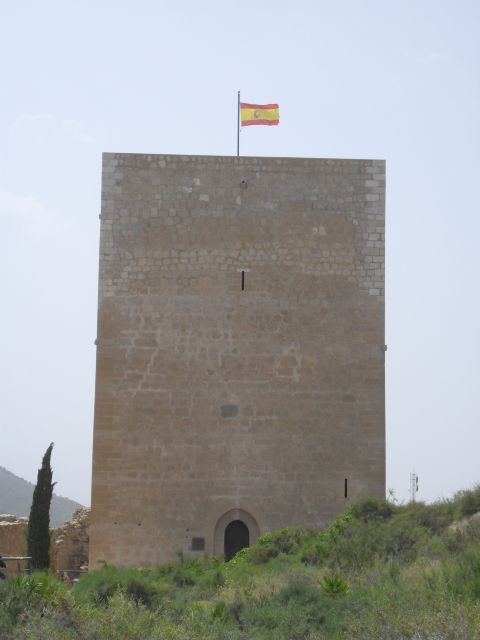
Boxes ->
[90,154,385,567]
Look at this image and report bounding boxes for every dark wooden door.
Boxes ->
[224,520,249,561]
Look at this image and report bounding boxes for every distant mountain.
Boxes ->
[0,466,83,528]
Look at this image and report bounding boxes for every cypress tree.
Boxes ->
[27,443,56,570]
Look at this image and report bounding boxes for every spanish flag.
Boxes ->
[240,103,279,127]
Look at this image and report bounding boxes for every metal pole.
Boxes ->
[237,91,240,156]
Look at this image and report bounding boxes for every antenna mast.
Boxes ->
[409,472,419,502]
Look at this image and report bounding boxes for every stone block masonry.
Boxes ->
[90,153,385,568]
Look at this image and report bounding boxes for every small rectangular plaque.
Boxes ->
[191,537,205,551]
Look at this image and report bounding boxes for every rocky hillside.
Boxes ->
[0,466,83,527]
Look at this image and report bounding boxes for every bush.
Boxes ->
[300,539,330,566]
[400,501,454,532]
[322,500,452,570]
[0,573,72,636]
[342,577,480,640]
[454,485,480,520]
[277,578,320,606]
[243,528,307,565]
[74,592,171,640]
[242,577,328,638]
[350,497,396,523]
[74,566,164,608]
[443,542,480,601]
[171,560,202,587]
[381,513,429,562]
[321,574,348,598]
[196,561,226,592]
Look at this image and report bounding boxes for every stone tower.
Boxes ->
[90,153,385,568]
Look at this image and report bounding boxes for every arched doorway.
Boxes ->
[213,508,260,558]
[224,519,249,561]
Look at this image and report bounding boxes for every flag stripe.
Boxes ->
[240,103,279,110]
[241,113,278,120]
[241,108,279,120]
[242,119,279,126]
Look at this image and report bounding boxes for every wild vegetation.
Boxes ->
[1,486,480,639]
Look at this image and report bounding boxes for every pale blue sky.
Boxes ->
[1,1,479,506]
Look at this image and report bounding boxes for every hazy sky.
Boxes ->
[1,1,479,507]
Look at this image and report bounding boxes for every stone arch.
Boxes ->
[213,508,260,558]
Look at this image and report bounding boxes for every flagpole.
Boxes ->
[237,91,240,156]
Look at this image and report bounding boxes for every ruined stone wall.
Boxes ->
[90,153,385,568]
[0,516,28,576]
[53,508,89,577]
[0,510,90,577]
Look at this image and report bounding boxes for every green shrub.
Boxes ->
[398,500,454,533]
[321,574,348,598]
[157,557,205,585]
[244,528,307,565]
[301,500,453,573]
[196,563,226,592]
[75,592,172,640]
[240,577,327,638]
[327,502,452,569]
[350,497,396,523]
[277,578,320,606]
[381,514,429,562]
[443,542,480,601]
[454,485,480,520]
[211,600,230,622]
[74,566,164,608]
[342,573,480,640]
[321,512,353,543]
[300,538,330,566]
[328,521,382,570]
[0,572,71,621]
[7,607,79,640]
[171,559,203,587]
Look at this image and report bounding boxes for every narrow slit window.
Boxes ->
[241,270,245,291]
[344,478,348,498]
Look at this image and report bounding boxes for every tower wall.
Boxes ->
[90,153,385,568]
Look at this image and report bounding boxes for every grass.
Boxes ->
[1,484,480,639]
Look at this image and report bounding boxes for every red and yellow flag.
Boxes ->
[240,103,279,127]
